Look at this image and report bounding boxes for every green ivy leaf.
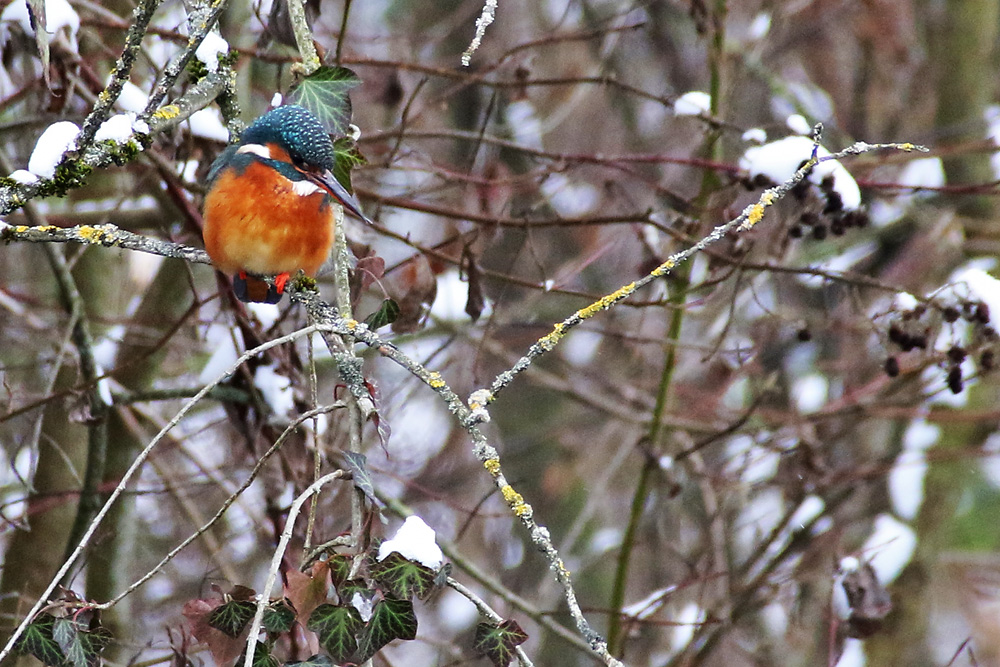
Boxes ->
[286,655,334,667]
[362,299,400,332]
[331,137,366,193]
[371,551,437,600]
[286,66,361,137]
[238,641,279,667]
[342,451,380,507]
[356,598,416,663]
[327,554,353,588]
[474,620,529,667]
[208,600,257,637]
[56,620,110,667]
[262,600,296,634]
[15,613,66,667]
[306,603,363,664]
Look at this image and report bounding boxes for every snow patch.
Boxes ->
[378,516,444,569]
[27,121,80,178]
[740,135,862,211]
[195,31,229,72]
[675,91,711,116]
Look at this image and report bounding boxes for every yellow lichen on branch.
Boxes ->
[650,257,676,278]
[483,457,501,475]
[538,322,566,351]
[501,484,532,517]
[78,225,106,244]
[427,371,446,389]
[740,191,776,231]
[152,105,181,120]
[577,282,637,320]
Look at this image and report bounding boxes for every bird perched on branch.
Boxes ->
[203,104,371,303]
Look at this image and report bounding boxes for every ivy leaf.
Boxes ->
[337,581,374,604]
[208,599,257,637]
[25,0,51,89]
[229,585,257,602]
[285,560,332,624]
[356,598,416,663]
[237,641,279,667]
[306,603,363,664]
[363,299,400,332]
[15,613,66,667]
[365,378,391,451]
[286,655,335,667]
[53,618,110,667]
[286,66,361,137]
[327,554,353,588]
[371,551,437,601]
[332,137,366,193]
[342,451,379,506]
[262,600,296,634]
[474,620,529,667]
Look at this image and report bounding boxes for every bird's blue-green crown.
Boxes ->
[240,105,335,171]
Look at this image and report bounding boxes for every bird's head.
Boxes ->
[226,104,371,224]
[240,104,336,172]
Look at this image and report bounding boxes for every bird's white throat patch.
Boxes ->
[237,143,271,159]
[291,179,322,196]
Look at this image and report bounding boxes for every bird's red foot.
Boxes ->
[273,272,291,295]
[233,270,282,303]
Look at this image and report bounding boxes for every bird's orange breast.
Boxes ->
[203,161,335,277]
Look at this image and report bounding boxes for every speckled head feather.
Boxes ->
[240,105,335,171]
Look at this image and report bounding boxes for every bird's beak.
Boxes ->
[303,169,373,225]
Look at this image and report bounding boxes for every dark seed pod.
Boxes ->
[792,180,811,200]
[884,357,900,377]
[912,334,928,350]
[788,225,804,238]
[812,224,828,240]
[913,304,927,319]
[797,328,812,342]
[942,306,960,323]
[981,349,996,371]
[753,173,777,189]
[888,325,904,345]
[947,366,963,394]
[800,212,821,227]
[976,302,991,324]
[830,219,845,236]
[822,192,844,214]
[947,345,967,364]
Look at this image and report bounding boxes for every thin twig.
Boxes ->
[447,577,535,667]
[242,471,346,667]
[0,325,334,663]
[479,140,929,407]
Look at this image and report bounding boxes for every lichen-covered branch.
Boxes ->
[0,70,231,216]
[76,0,162,149]
[0,220,212,264]
[479,139,928,408]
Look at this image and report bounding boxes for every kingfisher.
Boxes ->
[203,104,371,303]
